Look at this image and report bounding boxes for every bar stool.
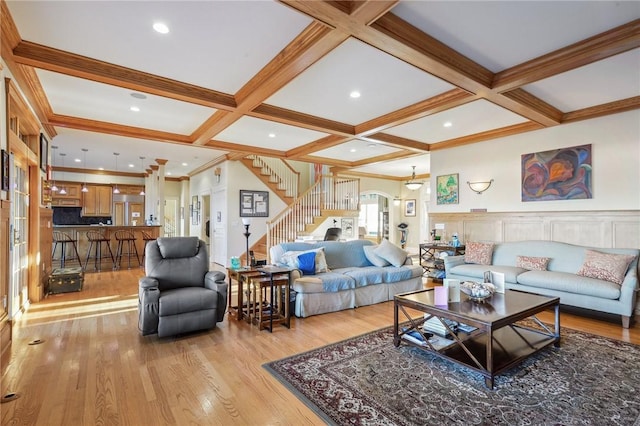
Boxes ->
[114,230,141,269]
[140,230,156,265]
[52,231,82,269]
[84,230,115,271]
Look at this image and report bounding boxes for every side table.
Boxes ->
[226,267,262,321]
[253,266,293,332]
[419,243,465,282]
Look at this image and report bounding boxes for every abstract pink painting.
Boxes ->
[521,144,592,201]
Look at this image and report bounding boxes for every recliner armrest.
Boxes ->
[138,277,160,335]
[139,276,159,290]
[205,271,228,322]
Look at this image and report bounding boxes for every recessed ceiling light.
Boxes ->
[350,148,357,153]
[268,133,276,138]
[128,164,134,168]
[443,121,453,128]
[349,91,361,99]
[130,92,147,100]
[74,158,81,163]
[98,167,104,171]
[182,162,188,166]
[130,106,140,112]
[153,22,169,34]
[166,172,172,176]
[367,143,377,148]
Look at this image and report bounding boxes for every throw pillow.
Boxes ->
[577,249,636,285]
[516,255,551,271]
[280,248,330,273]
[373,239,407,267]
[464,242,495,265]
[363,245,390,267]
[297,251,317,275]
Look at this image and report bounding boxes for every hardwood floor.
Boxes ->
[2,268,638,425]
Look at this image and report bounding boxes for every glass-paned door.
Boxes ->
[10,158,29,318]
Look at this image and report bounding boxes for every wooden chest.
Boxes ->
[48,267,84,294]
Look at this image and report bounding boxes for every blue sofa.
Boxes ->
[444,240,639,328]
[270,240,423,317]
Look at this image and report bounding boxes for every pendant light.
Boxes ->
[404,166,424,191]
[139,156,146,196]
[81,148,89,192]
[113,152,120,194]
[50,145,59,192]
[58,153,67,195]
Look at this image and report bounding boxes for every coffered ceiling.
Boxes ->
[2,1,638,180]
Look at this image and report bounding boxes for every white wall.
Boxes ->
[190,160,287,261]
[429,110,640,213]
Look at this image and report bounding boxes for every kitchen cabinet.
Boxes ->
[52,182,82,207]
[82,185,112,216]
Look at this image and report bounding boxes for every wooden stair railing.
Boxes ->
[240,155,300,203]
[266,175,359,259]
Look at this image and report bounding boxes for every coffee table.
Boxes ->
[393,289,560,389]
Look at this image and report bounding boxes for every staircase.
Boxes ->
[239,155,299,203]
[238,156,359,262]
[266,174,360,259]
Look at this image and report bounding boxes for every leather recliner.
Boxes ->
[138,236,227,337]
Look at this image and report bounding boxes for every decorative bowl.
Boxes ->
[460,281,496,302]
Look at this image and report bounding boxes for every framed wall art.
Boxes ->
[404,199,416,217]
[341,217,354,238]
[240,190,269,217]
[39,133,48,173]
[436,173,459,205]
[1,149,9,191]
[522,144,592,201]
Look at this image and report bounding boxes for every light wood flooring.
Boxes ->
[2,268,638,425]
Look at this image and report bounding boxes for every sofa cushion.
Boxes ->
[292,272,357,293]
[382,266,418,283]
[517,270,621,300]
[343,266,387,287]
[464,242,494,265]
[516,255,551,271]
[577,249,636,285]
[449,264,526,283]
[374,239,408,267]
[363,245,390,267]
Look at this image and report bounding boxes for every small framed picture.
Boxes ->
[39,133,48,173]
[404,199,416,217]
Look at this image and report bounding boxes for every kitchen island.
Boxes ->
[52,225,162,270]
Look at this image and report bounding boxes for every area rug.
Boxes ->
[264,324,640,426]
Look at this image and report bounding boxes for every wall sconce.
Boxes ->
[214,167,221,183]
[393,197,401,206]
[467,179,494,194]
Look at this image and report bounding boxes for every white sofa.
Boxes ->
[270,240,423,317]
[444,240,639,328]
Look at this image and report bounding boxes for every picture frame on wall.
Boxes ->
[1,149,9,191]
[341,217,354,238]
[436,173,459,205]
[239,190,269,217]
[404,199,416,217]
[40,133,48,173]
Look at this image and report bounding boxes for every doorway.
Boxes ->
[10,157,29,318]
[358,192,391,244]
